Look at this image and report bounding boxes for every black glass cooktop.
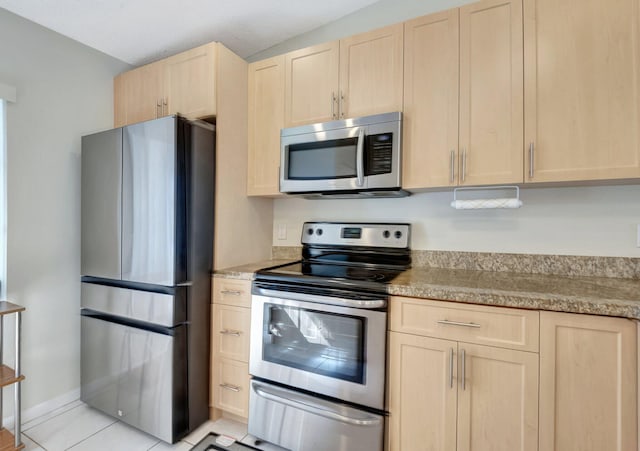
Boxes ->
[255,261,406,293]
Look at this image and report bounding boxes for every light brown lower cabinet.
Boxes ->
[388,332,538,451]
[210,278,252,421]
[539,311,638,451]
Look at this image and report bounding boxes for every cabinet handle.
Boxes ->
[339,91,345,119]
[461,148,467,183]
[221,290,242,296]
[437,319,481,328]
[219,329,242,337]
[529,142,535,179]
[461,348,466,391]
[450,150,456,183]
[220,383,240,392]
[331,92,337,119]
[156,99,162,118]
[163,97,168,116]
[449,348,454,389]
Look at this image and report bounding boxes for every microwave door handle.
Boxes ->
[356,128,365,187]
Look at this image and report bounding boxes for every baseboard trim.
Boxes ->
[4,388,80,429]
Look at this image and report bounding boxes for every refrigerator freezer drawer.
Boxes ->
[248,380,384,451]
[80,315,187,444]
[81,282,185,327]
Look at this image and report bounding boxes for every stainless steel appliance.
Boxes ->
[279,112,408,198]
[245,222,411,451]
[80,115,214,443]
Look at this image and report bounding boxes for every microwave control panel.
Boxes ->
[365,133,393,175]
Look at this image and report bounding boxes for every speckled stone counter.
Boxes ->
[214,253,640,320]
[213,259,294,280]
[390,267,640,319]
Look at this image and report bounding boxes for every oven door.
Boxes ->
[250,291,387,410]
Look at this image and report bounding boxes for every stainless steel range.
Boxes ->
[244,222,411,451]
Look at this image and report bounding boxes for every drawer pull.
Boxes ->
[220,383,241,392]
[219,329,242,337]
[221,290,242,296]
[437,319,481,328]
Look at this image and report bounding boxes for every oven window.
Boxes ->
[263,304,365,384]
[287,137,358,180]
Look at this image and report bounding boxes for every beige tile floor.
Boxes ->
[18,400,248,451]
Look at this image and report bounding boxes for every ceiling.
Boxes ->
[0,0,381,65]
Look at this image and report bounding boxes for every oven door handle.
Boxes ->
[255,288,386,309]
[252,380,382,427]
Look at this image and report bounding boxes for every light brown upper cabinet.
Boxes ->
[247,56,285,196]
[284,24,403,128]
[114,60,165,128]
[403,0,523,189]
[114,43,216,127]
[524,0,640,183]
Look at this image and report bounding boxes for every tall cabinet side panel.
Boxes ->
[122,117,177,286]
[81,128,123,280]
[186,120,215,430]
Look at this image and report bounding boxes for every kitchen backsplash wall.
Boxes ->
[273,185,640,258]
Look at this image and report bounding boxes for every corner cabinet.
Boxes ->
[210,278,252,421]
[247,56,285,197]
[283,23,403,128]
[524,0,640,183]
[114,43,217,127]
[403,0,523,190]
[539,311,638,451]
[388,297,539,451]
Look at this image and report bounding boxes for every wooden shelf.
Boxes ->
[0,428,23,451]
[0,366,23,389]
[0,304,24,317]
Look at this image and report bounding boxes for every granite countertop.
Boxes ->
[391,267,640,319]
[213,259,294,280]
[214,260,640,319]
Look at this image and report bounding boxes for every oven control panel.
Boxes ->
[301,222,410,248]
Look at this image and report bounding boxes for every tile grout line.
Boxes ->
[62,419,120,451]
[22,400,84,432]
[23,431,48,451]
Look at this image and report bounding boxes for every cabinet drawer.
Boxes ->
[211,358,250,419]
[211,304,250,362]
[212,278,252,307]
[389,297,539,352]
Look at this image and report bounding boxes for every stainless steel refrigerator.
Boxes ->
[80,115,214,443]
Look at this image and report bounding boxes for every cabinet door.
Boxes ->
[114,61,164,127]
[457,344,538,451]
[164,43,217,120]
[388,332,457,451]
[284,41,339,127]
[539,312,637,451]
[247,56,284,196]
[459,0,524,185]
[339,23,404,119]
[403,11,459,189]
[524,0,640,182]
[211,304,250,363]
[211,358,250,419]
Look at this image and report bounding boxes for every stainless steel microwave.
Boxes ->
[279,112,408,198]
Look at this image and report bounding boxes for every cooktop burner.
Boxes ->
[255,222,412,293]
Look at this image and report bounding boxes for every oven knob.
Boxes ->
[307,228,314,235]
[383,230,390,238]
[316,228,323,236]
[395,231,403,239]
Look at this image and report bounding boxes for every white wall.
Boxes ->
[0,8,129,411]
[265,0,640,258]
[274,185,640,257]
